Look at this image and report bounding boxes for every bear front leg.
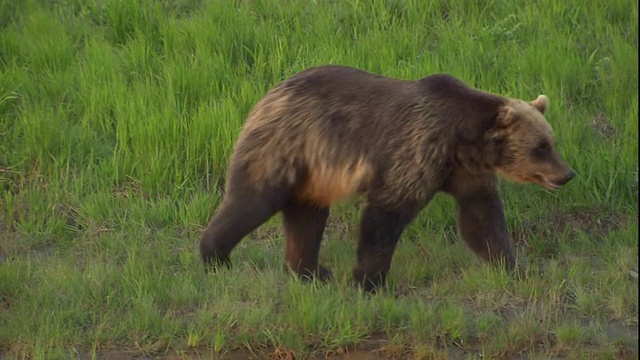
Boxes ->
[282,202,332,282]
[454,186,517,273]
[353,200,422,292]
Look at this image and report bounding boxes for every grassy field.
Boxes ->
[0,0,638,359]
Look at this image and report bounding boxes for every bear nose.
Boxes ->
[558,170,575,185]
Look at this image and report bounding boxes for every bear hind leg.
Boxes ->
[199,181,290,270]
[282,202,331,282]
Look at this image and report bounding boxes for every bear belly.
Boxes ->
[295,161,373,207]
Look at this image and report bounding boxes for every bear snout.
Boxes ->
[543,169,575,190]
[554,170,576,186]
[531,166,575,191]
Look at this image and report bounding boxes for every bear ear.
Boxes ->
[531,95,548,114]
[496,105,517,127]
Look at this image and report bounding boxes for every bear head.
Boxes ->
[487,95,575,190]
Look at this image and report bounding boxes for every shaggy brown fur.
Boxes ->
[199,65,575,292]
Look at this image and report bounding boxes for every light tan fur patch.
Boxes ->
[296,159,373,207]
[230,87,375,206]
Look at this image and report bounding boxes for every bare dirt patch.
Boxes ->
[71,347,389,360]
[512,206,634,252]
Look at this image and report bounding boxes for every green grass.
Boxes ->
[0,0,638,359]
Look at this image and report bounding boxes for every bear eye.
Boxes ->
[532,141,550,157]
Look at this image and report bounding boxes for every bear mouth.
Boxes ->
[533,173,562,191]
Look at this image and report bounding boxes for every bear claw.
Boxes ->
[203,255,231,273]
[289,264,333,283]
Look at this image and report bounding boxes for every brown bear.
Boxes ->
[199,65,575,292]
